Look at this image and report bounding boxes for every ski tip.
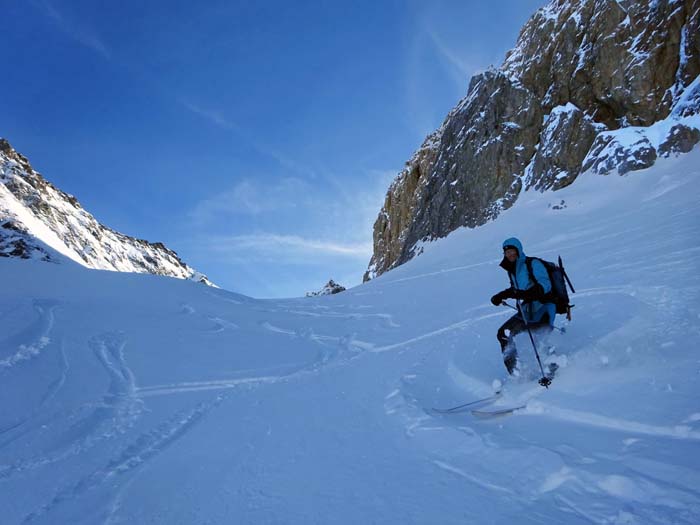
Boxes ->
[431,392,503,414]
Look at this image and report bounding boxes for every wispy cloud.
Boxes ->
[184,167,394,270]
[180,99,318,179]
[426,29,484,87]
[188,166,394,234]
[208,233,373,259]
[181,101,237,130]
[189,177,313,223]
[32,0,110,59]
[401,4,496,140]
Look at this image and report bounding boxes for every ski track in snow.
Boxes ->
[280,308,401,327]
[0,301,67,449]
[206,316,239,332]
[0,333,145,481]
[0,337,70,448]
[371,309,506,353]
[0,327,229,522]
[20,394,226,524]
[432,460,515,494]
[179,303,195,315]
[134,302,382,398]
[378,259,495,286]
[136,374,283,397]
[0,300,57,370]
[136,321,370,397]
[519,401,700,440]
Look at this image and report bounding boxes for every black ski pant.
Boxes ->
[497,313,552,372]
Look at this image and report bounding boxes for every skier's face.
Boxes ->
[504,248,518,263]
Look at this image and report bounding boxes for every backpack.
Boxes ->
[525,256,576,320]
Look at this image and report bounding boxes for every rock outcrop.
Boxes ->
[0,138,213,285]
[306,280,346,297]
[659,123,700,156]
[366,0,700,280]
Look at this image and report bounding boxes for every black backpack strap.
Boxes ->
[524,257,539,287]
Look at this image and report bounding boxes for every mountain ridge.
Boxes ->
[0,138,213,285]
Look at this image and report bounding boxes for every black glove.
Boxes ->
[490,288,514,306]
[512,284,544,303]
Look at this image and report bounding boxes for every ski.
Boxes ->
[471,405,527,418]
[432,392,502,414]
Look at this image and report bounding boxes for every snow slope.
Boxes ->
[1,148,699,524]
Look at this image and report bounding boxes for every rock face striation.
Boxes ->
[0,138,213,285]
[366,0,700,280]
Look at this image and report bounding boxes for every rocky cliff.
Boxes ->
[0,138,213,285]
[366,0,700,280]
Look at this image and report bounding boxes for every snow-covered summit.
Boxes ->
[0,138,213,285]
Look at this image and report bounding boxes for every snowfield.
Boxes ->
[1,148,700,524]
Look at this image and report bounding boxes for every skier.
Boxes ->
[490,237,556,374]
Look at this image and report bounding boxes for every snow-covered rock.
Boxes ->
[367,0,700,280]
[0,138,214,285]
[583,75,700,175]
[526,103,605,191]
[306,279,347,297]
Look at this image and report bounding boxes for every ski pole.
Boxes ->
[558,256,575,293]
[513,298,551,387]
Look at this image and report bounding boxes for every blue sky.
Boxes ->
[3,0,544,297]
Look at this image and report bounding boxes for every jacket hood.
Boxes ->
[500,237,526,272]
[502,237,526,260]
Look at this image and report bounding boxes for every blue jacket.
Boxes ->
[499,237,556,325]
